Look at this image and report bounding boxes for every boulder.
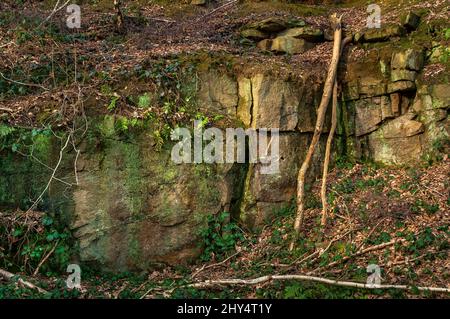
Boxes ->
[240,133,325,230]
[250,74,299,130]
[390,93,401,116]
[367,113,425,165]
[429,45,450,64]
[270,36,316,54]
[257,39,272,51]
[278,26,324,42]
[368,133,423,165]
[237,77,252,127]
[343,80,360,101]
[430,84,450,109]
[240,28,268,40]
[72,131,240,270]
[380,95,394,120]
[248,17,288,33]
[359,78,387,97]
[419,109,447,125]
[378,113,424,138]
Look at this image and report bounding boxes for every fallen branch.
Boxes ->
[188,274,450,293]
[308,238,406,275]
[0,72,49,91]
[149,17,176,23]
[0,107,13,112]
[354,217,386,253]
[0,268,47,294]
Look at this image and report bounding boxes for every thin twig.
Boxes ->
[33,240,59,276]
[191,250,241,279]
[196,0,238,22]
[354,218,386,253]
[38,0,71,28]
[308,238,406,275]
[26,134,71,213]
[0,72,49,91]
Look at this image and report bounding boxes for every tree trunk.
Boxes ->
[114,0,123,30]
[290,14,343,251]
[320,35,352,227]
[320,79,338,226]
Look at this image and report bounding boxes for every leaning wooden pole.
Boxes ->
[320,79,338,226]
[290,14,343,251]
[320,36,352,227]
[114,0,124,30]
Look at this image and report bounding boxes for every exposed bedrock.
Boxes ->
[1,46,448,270]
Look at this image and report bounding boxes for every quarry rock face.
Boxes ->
[1,44,448,270]
[70,122,241,270]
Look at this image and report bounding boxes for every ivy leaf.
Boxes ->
[138,93,151,108]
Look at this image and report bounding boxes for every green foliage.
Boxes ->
[411,199,439,214]
[199,212,244,262]
[334,178,356,194]
[283,281,358,299]
[0,124,16,150]
[0,212,74,276]
[444,28,450,41]
[137,93,152,108]
[106,96,118,111]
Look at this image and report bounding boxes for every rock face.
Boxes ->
[391,49,424,71]
[1,41,448,270]
[198,71,238,116]
[342,45,449,166]
[71,119,241,270]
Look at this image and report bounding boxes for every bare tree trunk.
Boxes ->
[290,14,343,251]
[320,35,352,227]
[114,0,123,30]
[320,79,338,226]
